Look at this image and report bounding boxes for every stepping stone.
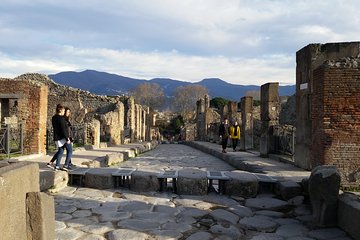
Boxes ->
[130,170,160,192]
[105,153,124,166]
[177,169,207,195]
[224,171,258,198]
[84,168,119,189]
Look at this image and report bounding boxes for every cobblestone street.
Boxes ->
[53,144,352,240]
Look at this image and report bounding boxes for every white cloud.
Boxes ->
[0,46,295,85]
[0,0,359,85]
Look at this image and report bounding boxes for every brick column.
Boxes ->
[311,64,360,188]
[260,83,279,157]
[295,42,360,169]
[240,96,253,150]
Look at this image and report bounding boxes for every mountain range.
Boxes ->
[48,70,295,101]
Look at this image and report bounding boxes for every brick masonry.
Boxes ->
[312,64,360,188]
[0,77,48,154]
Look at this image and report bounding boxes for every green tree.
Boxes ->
[210,97,230,109]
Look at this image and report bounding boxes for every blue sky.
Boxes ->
[0,0,359,85]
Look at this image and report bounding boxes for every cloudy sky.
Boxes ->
[0,0,359,85]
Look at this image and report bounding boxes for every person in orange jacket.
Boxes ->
[230,121,240,151]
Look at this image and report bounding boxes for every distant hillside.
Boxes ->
[48,70,295,100]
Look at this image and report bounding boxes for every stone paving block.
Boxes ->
[210,224,243,239]
[245,197,289,211]
[239,215,278,232]
[105,153,124,166]
[186,232,212,240]
[307,228,347,240]
[108,229,151,240]
[224,170,258,198]
[177,169,207,195]
[249,233,284,240]
[276,181,302,200]
[210,209,239,224]
[275,223,309,238]
[55,228,85,240]
[84,168,119,189]
[130,170,160,192]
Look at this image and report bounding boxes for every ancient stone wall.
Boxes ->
[311,61,360,188]
[0,77,48,154]
[0,162,54,240]
[295,42,360,169]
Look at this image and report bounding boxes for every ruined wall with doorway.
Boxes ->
[0,76,48,154]
[311,60,360,188]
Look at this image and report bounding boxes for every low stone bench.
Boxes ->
[224,170,258,198]
[130,170,160,192]
[158,170,178,193]
[207,171,230,195]
[112,168,136,188]
[177,169,207,195]
[84,168,119,189]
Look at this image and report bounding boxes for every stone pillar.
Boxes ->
[86,119,100,148]
[240,96,253,150]
[295,42,360,169]
[227,101,238,123]
[141,108,147,141]
[125,97,136,142]
[196,95,210,141]
[260,82,279,157]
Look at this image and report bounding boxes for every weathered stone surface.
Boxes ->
[186,232,212,240]
[66,217,99,228]
[105,153,124,166]
[55,221,67,231]
[245,197,289,210]
[227,205,253,218]
[56,205,77,214]
[249,233,284,240]
[55,213,73,221]
[130,170,160,192]
[309,165,340,227]
[161,222,192,232]
[98,211,131,222]
[276,224,309,238]
[276,181,302,200]
[181,208,208,218]
[177,169,207,195]
[151,230,183,240]
[84,168,119,189]
[72,210,93,218]
[80,222,114,235]
[78,234,107,240]
[224,171,258,198]
[210,209,239,224]
[55,228,85,240]
[26,192,55,240]
[210,224,242,239]
[338,193,360,240]
[108,229,151,240]
[239,215,278,232]
[117,219,160,231]
[255,210,284,218]
[307,228,347,240]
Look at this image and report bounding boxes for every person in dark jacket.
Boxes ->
[219,117,230,153]
[50,104,72,170]
[47,106,74,169]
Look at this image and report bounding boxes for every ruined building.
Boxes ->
[0,73,155,155]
